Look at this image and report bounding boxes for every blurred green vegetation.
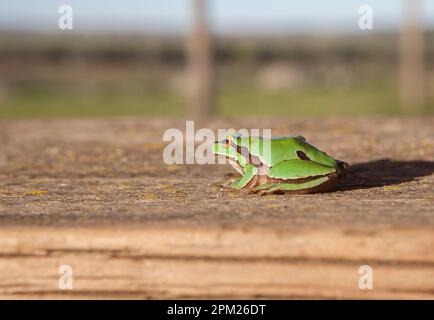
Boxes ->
[1,84,186,117]
[2,82,430,118]
[0,33,433,118]
[218,83,407,117]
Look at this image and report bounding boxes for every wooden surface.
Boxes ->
[0,117,433,299]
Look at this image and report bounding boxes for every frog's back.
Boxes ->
[234,135,338,169]
[269,136,337,168]
[268,136,307,164]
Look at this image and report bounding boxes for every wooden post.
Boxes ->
[399,0,426,111]
[188,0,214,118]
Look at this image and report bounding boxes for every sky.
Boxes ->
[0,0,433,35]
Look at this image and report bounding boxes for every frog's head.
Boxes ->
[213,134,238,160]
[213,134,248,169]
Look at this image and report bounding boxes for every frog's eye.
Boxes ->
[223,139,231,148]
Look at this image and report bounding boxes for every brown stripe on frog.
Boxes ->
[296,150,311,161]
[235,144,263,166]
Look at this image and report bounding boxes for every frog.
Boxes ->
[213,134,348,194]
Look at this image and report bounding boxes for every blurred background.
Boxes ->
[0,0,433,118]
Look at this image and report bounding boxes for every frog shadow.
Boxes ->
[339,159,434,191]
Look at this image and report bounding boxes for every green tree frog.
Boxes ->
[213,134,348,194]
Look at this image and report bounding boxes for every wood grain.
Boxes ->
[0,227,433,299]
[0,117,433,299]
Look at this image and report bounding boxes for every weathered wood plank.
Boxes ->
[0,227,433,299]
[0,117,433,298]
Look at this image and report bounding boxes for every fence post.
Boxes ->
[399,0,426,111]
[188,0,214,118]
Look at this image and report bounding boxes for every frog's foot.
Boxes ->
[254,175,334,195]
[230,164,258,190]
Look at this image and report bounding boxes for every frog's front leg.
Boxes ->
[230,164,258,190]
